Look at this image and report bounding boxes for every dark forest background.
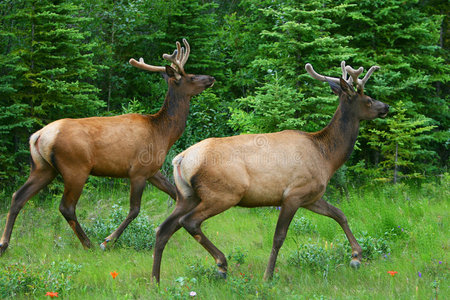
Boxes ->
[0,0,448,193]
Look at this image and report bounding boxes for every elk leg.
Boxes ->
[263,205,297,280]
[100,176,146,249]
[179,201,234,279]
[0,167,56,255]
[59,175,91,249]
[304,198,362,268]
[148,171,176,200]
[152,191,199,282]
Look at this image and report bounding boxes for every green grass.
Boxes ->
[0,177,448,299]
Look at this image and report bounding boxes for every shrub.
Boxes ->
[354,231,392,260]
[185,261,218,282]
[0,260,81,298]
[288,241,347,272]
[84,204,156,250]
[290,216,317,235]
[228,246,248,265]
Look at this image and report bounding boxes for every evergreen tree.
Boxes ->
[367,101,437,182]
[228,0,356,133]
[77,0,173,112]
[162,0,233,155]
[337,0,449,174]
[0,0,103,187]
[0,1,33,183]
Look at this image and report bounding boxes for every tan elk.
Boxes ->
[151,61,389,282]
[0,39,215,255]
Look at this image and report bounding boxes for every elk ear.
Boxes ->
[327,79,341,95]
[165,65,181,81]
[339,77,356,96]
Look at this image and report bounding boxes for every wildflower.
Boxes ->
[189,291,197,297]
[110,271,119,279]
[387,271,398,277]
[45,292,58,298]
[438,261,442,265]
[418,271,422,278]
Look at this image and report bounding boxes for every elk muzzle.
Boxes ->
[378,102,390,118]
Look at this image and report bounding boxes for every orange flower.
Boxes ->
[110,271,119,279]
[45,292,58,298]
[387,271,398,277]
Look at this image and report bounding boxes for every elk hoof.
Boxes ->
[350,259,361,269]
[100,241,108,251]
[217,270,227,279]
[0,242,8,256]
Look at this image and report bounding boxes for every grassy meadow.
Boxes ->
[0,176,448,299]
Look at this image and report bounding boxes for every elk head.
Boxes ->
[305,61,389,120]
[129,39,215,97]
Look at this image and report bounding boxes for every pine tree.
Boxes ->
[77,0,173,112]
[14,0,103,122]
[367,101,437,182]
[338,0,449,175]
[162,0,232,154]
[0,0,103,187]
[228,0,356,134]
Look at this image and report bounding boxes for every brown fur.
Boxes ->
[151,75,389,282]
[0,59,215,254]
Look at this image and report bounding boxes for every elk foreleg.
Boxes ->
[100,176,146,249]
[0,167,56,255]
[148,171,177,200]
[304,198,362,268]
[263,205,297,281]
[59,175,91,249]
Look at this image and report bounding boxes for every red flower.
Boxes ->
[110,271,119,279]
[387,271,398,277]
[45,292,58,298]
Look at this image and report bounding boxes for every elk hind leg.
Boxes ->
[100,176,146,249]
[179,198,237,279]
[59,173,91,249]
[304,198,362,268]
[0,165,56,255]
[152,190,199,283]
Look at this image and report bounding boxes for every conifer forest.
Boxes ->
[0,0,448,190]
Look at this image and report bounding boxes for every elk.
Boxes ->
[0,39,215,255]
[151,61,389,282]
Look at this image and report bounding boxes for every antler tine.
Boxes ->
[360,65,380,89]
[180,38,190,66]
[306,61,379,92]
[305,63,341,84]
[129,57,166,73]
[162,40,188,75]
[341,61,348,81]
[345,65,364,87]
[175,41,182,62]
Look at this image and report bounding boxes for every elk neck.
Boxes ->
[152,87,191,149]
[310,101,360,174]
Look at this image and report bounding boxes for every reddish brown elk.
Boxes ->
[0,39,215,255]
[151,61,389,282]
